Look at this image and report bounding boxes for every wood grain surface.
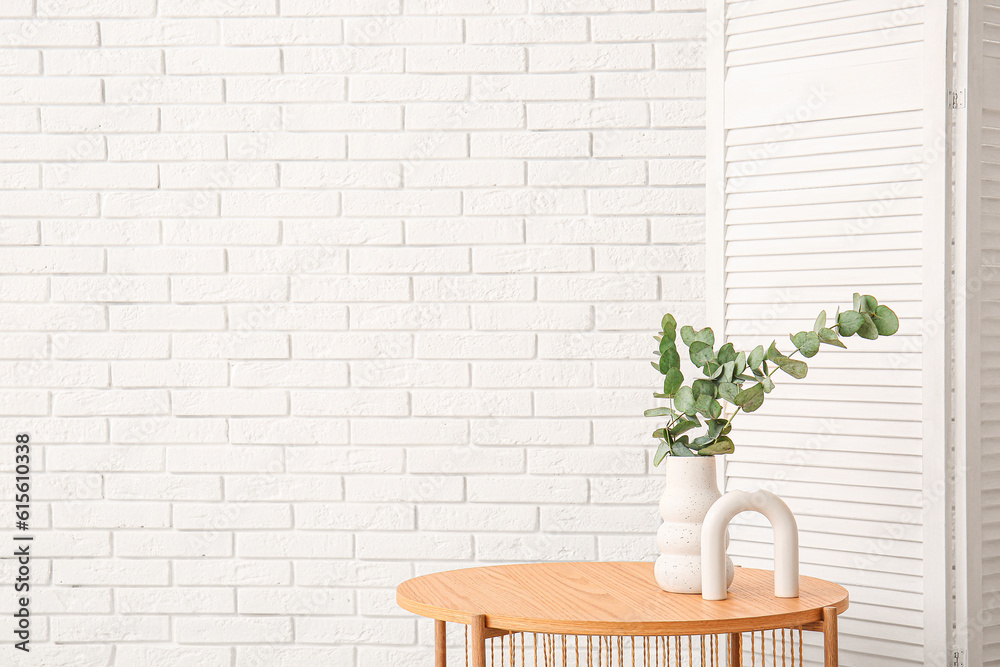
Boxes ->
[397,562,848,636]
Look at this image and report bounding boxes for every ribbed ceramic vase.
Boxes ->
[654,455,735,594]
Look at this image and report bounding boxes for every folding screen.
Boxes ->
[705,0,951,664]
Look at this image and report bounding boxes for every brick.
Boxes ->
[284,104,402,131]
[0,163,38,189]
[222,191,340,217]
[351,418,466,445]
[44,162,158,189]
[53,389,168,416]
[529,43,653,72]
[103,191,219,218]
[528,101,648,129]
[351,360,468,387]
[0,107,39,131]
[51,616,169,643]
[42,219,159,245]
[471,419,590,446]
[473,361,591,388]
[175,560,290,586]
[406,218,523,244]
[109,134,227,161]
[349,75,467,102]
[105,474,222,501]
[162,218,280,243]
[407,0,525,12]
[110,305,227,331]
[167,47,280,73]
[345,475,463,502]
[174,390,288,416]
[414,276,534,302]
[226,474,344,501]
[100,19,218,45]
[346,17,462,44]
[224,18,343,45]
[282,161,401,188]
[418,504,537,531]
[350,131,466,159]
[465,188,586,215]
[0,334,47,359]
[296,617,415,644]
[115,533,234,558]
[408,446,524,474]
[593,129,704,157]
[174,502,291,529]
[230,304,348,330]
[472,73,590,100]
[411,389,532,416]
[405,102,525,130]
[0,360,106,386]
[595,71,704,99]
[172,276,289,302]
[473,246,592,272]
[238,647,353,667]
[649,158,705,185]
[0,191,98,217]
[232,360,348,387]
[42,106,158,133]
[292,332,411,359]
[537,275,659,302]
[592,12,705,41]
[45,48,161,75]
[358,533,470,559]
[51,276,168,303]
[228,132,346,159]
[162,105,281,132]
[282,0,400,14]
[476,533,596,561]
[167,446,283,473]
[175,616,292,644]
[238,588,353,615]
[0,49,39,74]
[473,303,593,330]
[286,445,403,472]
[0,277,46,303]
[405,159,523,188]
[47,445,162,472]
[406,46,526,73]
[173,332,289,359]
[104,77,224,104]
[284,46,403,73]
[117,648,230,667]
[109,414,226,443]
[228,247,346,273]
[292,276,410,302]
[0,20,98,46]
[292,389,409,416]
[232,418,349,445]
[416,332,534,359]
[238,531,352,558]
[0,304,106,331]
[296,503,413,530]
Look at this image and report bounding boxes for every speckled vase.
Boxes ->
[654,455,734,594]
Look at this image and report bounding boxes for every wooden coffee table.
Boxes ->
[397,561,848,666]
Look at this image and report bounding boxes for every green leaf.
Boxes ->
[761,376,775,393]
[650,361,660,371]
[693,379,717,399]
[734,351,747,375]
[748,345,765,370]
[838,310,864,337]
[872,304,899,336]
[818,327,847,348]
[670,436,696,457]
[652,428,667,439]
[694,327,715,347]
[695,395,722,419]
[857,313,879,340]
[717,342,737,365]
[853,293,863,312]
[717,381,740,403]
[674,386,695,415]
[862,295,878,314]
[721,360,735,383]
[766,341,784,363]
[654,440,671,465]
[690,433,716,449]
[699,436,735,456]
[707,361,723,379]
[790,330,820,358]
[813,310,827,333]
[669,418,700,436]
[689,341,714,368]
[662,368,684,396]
[653,392,670,398]
[659,337,676,354]
[774,356,808,379]
[661,313,677,339]
[679,325,696,346]
[644,407,676,417]
[734,383,765,412]
[659,346,681,373]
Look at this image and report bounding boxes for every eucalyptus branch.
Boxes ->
[645,293,900,463]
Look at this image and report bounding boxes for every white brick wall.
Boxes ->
[0,3,707,665]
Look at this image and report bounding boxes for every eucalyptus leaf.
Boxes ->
[766,341,783,363]
[662,367,683,396]
[818,327,847,348]
[661,313,677,338]
[872,304,899,336]
[654,440,671,466]
[857,313,879,340]
[708,362,724,379]
[717,381,739,403]
[717,343,737,365]
[690,433,716,449]
[761,376,775,393]
[774,356,808,379]
[652,428,667,439]
[689,341,714,367]
[693,327,715,347]
[659,346,681,373]
[853,293,863,312]
[748,345,765,370]
[721,360,735,383]
[679,325,696,346]
[669,418,700,436]
[644,407,676,417]
[650,360,659,371]
[659,337,676,354]
[734,382,765,412]
[734,351,747,375]
[699,436,735,456]
[670,436,696,457]
[838,310,864,337]
[862,295,878,314]
[790,330,820,358]
[674,385,695,415]
[693,379,717,399]
[814,310,827,333]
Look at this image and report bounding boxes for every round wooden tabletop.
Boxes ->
[397,562,849,636]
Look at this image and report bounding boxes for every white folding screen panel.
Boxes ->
[706,0,950,664]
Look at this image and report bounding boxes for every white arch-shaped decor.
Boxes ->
[701,490,799,601]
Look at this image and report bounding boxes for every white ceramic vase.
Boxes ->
[654,455,735,594]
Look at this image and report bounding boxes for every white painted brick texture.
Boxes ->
[0,3,706,665]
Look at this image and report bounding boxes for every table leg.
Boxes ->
[728,632,742,666]
[470,615,487,667]
[823,607,838,667]
[436,620,447,667]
